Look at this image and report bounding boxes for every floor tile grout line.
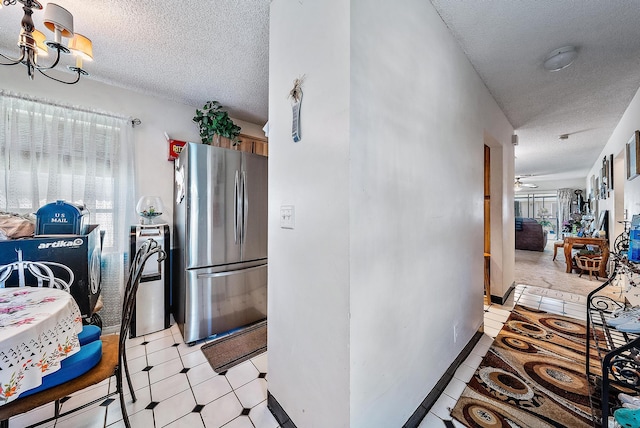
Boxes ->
[170,342,207,428]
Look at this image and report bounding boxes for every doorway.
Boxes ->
[613,150,626,244]
[484,145,490,304]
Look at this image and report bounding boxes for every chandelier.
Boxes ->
[0,0,93,84]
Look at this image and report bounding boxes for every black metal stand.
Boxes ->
[587,253,640,427]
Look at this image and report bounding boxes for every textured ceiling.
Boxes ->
[431,0,640,192]
[2,2,640,192]
[0,0,270,125]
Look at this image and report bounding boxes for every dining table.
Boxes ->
[0,287,83,406]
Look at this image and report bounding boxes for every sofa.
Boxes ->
[515,217,548,251]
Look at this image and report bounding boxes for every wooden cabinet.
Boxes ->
[238,134,268,157]
[211,134,268,157]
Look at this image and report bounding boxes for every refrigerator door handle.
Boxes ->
[242,170,248,244]
[196,263,268,279]
[234,170,240,244]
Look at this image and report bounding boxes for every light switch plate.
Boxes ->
[280,205,295,229]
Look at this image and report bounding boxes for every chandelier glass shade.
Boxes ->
[0,0,93,84]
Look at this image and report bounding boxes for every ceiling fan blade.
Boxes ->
[514,177,538,191]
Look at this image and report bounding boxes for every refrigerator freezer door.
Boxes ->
[181,262,267,344]
[240,153,268,262]
[185,144,243,268]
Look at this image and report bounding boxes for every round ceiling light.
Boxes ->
[543,46,578,72]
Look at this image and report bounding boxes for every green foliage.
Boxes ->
[538,219,553,227]
[193,101,241,145]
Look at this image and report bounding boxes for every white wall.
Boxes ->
[268,0,351,427]
[269,1,514,427]
[487,133,516,302]
[349,2,513,426]
[0,66,265,234]
[587,86,640,234]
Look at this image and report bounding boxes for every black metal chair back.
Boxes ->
[118,238,166,407]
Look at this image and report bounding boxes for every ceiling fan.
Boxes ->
[514,177,538,191]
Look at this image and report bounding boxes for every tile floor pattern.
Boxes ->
[11,322,278,428]
[10,284,585,428]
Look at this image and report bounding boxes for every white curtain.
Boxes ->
[557,188,573,233]
[0,90,135,327]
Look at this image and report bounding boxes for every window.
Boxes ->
[0,91,135,327]
[514,193,558,237]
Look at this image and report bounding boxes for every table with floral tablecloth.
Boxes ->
[0,287,83,405]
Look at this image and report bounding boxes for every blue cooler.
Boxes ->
[36,200,88,236]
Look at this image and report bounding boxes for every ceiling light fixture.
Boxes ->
[0,0,93,84]
[514,177,538,192]
[543,46,577,72]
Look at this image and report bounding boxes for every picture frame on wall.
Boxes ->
[601,156,608,199]
[626,130,640,181]
[609,154,614,190]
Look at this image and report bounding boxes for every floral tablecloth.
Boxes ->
[0,287,82,405]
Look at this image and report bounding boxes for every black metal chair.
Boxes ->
[0,239,166,428]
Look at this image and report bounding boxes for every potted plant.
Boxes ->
[537,207,554,234]
[193,101,241,146]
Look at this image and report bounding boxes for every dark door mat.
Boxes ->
[201,320,267,373]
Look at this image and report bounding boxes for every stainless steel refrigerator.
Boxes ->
[173,142,267,344]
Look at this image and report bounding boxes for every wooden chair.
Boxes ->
[0,239,166,428]
[552,240,564,260]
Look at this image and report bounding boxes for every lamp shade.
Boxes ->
[33,29,48,55]
[18,28,48,55]
[43,3,74,38]
[69,33,93,61]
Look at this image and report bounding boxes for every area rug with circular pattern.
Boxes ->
[450,305,604,428]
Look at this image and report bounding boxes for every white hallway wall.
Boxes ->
[588,86,640,231]
[268,1,514,427]
[268,0,351,426]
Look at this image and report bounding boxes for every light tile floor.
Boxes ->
[10,283,586,428]
[11,322,278,428]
